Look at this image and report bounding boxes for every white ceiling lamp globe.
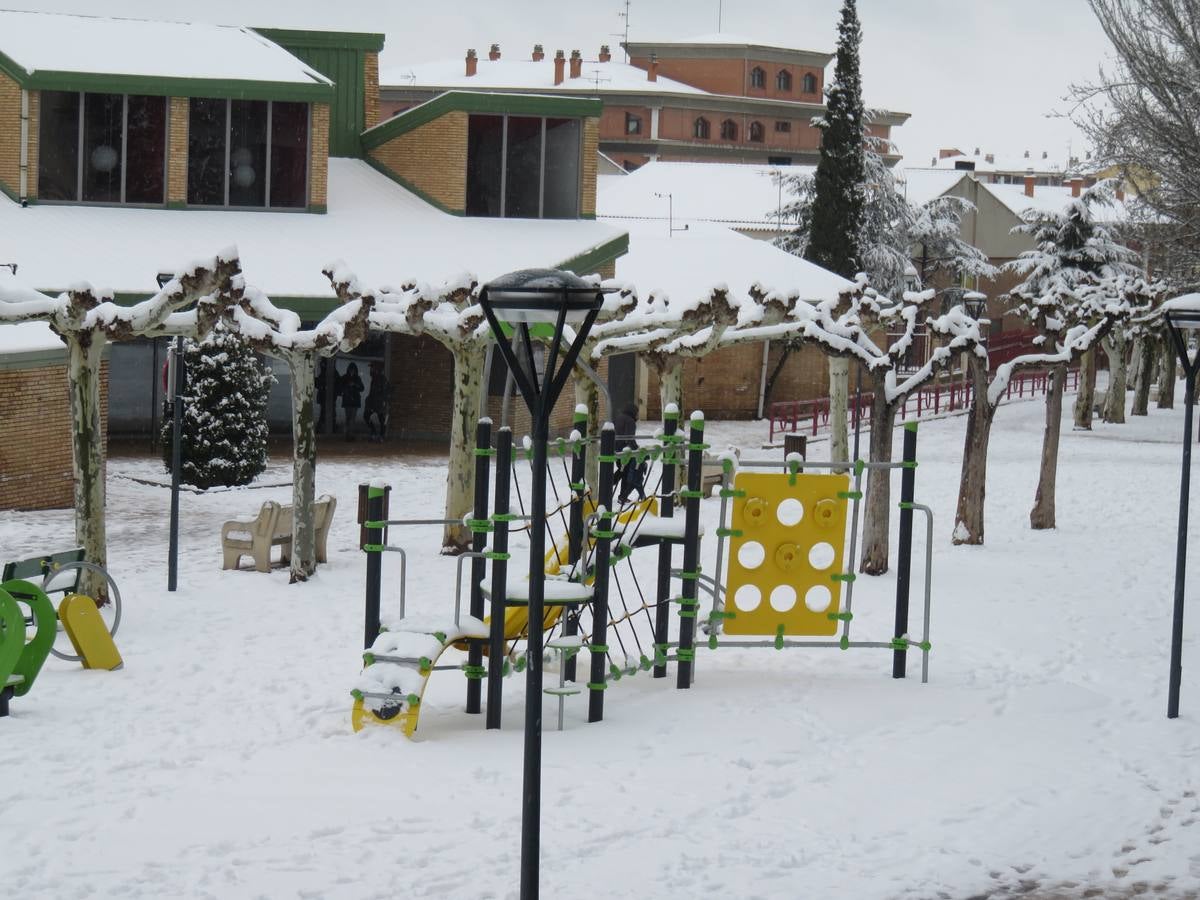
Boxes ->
[90,144,118,174]
[231,147,253,167]
[233,165,256,188]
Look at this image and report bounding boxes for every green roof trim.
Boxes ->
[0,47,27,85]
[15,70,333,103]
[556,232,630,277]
[362,90,602,150]
[253,28,385,52]
[362,155,463,216]
[0,176,18,204]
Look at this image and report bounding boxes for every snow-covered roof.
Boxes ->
[381,55,706,96]
[0,9,331,90]
[896,169,972,207]
[923,150,1070,175]
[0,159,626,298]
[984,183,1133,223]
[633,33,821,51]
[0,270,67,363]
[598,161,812,231]
[610,220,853,306]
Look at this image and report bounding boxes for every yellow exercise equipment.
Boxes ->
[723,471,850,637]
[58,594,123,670]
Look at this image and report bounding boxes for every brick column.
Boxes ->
[364,52,380,130]
[581,117,599,217]
[26,90,39,200]
[167,97,189,207]
[310,102,330,211]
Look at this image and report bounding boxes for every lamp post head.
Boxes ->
[481,268,608,324]
[1164,295,1200,334]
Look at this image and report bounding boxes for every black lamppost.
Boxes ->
[158,272,184,593]
[478,269,609,900]
[1164,300,1200,719]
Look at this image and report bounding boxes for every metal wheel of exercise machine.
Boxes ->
[41,561,122,662]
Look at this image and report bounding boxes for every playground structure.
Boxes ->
[0,553,123,718]
[351,407,934,737]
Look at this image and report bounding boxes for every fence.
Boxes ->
[768,368,1081,442]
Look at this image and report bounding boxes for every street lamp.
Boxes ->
[1163,296,1200,719]
[477,268,610,900]
[1,263,17,275]
[158,271,185,593]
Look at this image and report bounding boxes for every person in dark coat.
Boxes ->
[614,403,647,504]
[364,361,390,442]
[340,362,364,441]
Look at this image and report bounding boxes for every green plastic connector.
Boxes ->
[363,520,388,529]
[839,635,850,650]
[918,640,932,652]
[716,527,744,538]
[485,551,511,561]
[826,611,853,622]
[351,688,363,700]
[854,459,866,477]
[654,645,668,666]
[592,530,617,540]
[898,501,915,510]
[433,631,447,644]
[406,694,421,707]
[362,543,385,553]
[362,651,377,665]
[639,654,653,671]
[831,572,856,583]
[904,421,919,433]
[890,637,909,651]
[678,489,705,500]
[837,490,863,501]
[502,659,512,677]
[679,569,702,581]
[462,664,486,680]
[468,518,493,533]
[492,513,519,523]
[722,458,734,473]
[587,681,608,691]
[514,655,527,673]
[676,648,695,662]
[901,460,919,470]
[597,454,618,463]
[688,417,705,432]
[610,545,632,563]
[588,643,609,653]
[569,481,586,492]
[708,633,718,650]
[609,663,622,681]
[686,442,711,452]
[774,624,785,650]
[720,488,747,499]
[367,486,386,499]
[663,408,681,420]
[473,447,496,457]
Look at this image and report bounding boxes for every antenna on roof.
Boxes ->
[615,0,631,62]
[718,0,723,32]
[585,68,612,88]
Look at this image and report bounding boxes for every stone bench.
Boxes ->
[221,495,336,573]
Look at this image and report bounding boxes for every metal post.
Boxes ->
[363,487,385,649]
[892,422,918,678]
[653,411,678,678]
[167,335,185,592]
[852,364,863,462]
[784,433,807,469]
[466,418,492,715]
[677,414,704,689]
[589,425,616,718]
[564,407,587,683]
[487,428,512,729]
[1167,324,1196,719]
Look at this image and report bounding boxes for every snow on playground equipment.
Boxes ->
[351,410,934,737]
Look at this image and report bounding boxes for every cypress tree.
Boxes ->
[803,0,865,279]
[161,322,274,489]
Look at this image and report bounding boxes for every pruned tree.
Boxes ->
[0,250,240,595]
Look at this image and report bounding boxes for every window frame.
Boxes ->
[750,66,766,89]
[693,117,710,139]
[625,112,642,135]
[186,98,312,211]
[465,113,583,219]
[36,90,168,207]
[749,121,764,143]
[720,118,738,141]
[776,70,793,92]
[774,120,792,133]
[802,72,818,94]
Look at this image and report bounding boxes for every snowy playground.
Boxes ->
[2,394,1198,900]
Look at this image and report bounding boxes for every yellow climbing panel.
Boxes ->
[58,594,123,671]
[723,471,850,637]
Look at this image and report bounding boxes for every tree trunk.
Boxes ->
[1128,335,1144,393]
[286,352,318,582]
[1030,365,1066,530]
[1101,331,1127,423]
[443,345,486,553]
[953,355,995,545]
[828,356,849,469]
[1073,348,1095,430]
[574,376,600,489]
[1132,335,1156,416]
[859,384,896,575]
[659,360,683,415]
[67,332,108,600]
[1158,340,1177,409]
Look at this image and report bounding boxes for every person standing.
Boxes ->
[364,361,391,442]
[340,362,364,441]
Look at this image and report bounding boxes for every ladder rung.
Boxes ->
[543,686,582,697]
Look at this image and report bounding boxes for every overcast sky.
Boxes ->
[10,0,1114,167]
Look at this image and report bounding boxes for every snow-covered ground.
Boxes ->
[3,395,1199,899]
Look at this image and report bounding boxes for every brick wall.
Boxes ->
[581,117,599,217]
[167,97,189,205]
[310,102,330,209]
[368,111,468,212]
[0,72,21,198]
[26,89,39,200]
[363,52,381,130]
[0,360,109,511]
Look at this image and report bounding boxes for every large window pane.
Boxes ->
[188,98,227,206]
[466,115,503,216]
[269,101,308,208]
[38,90,79,201]
[505,117,542,218]
[229,100,268,207]
[82,93,123,203]
[543,118,580,219]
[125,95,166,204]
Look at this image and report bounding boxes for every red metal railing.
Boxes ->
[768,368,1081,442]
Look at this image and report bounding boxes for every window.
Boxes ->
[767,156,793,166]
[625,112,642,135]
[776,70,792,92]
[38,91,166,205]
[693,117,710,139]
[803,73,818,94]
[749,121,764,143]
[186,98,310,208]
[774,120,791,133]
[720,119,738,141]
[750,66,765,89]
[465,114,581,219]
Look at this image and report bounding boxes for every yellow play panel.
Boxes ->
[724,471,850,637]
[58,594,123,670]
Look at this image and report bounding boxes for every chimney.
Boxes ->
[1024,171,1035,198]
[973,147,980,156]
[985,153,994,164]
[599,44,611,63]
[489,43,501,61]
[465,48,477,77]
[938,148,960,160]
[569,49,582,79]
[648,52,659,82]
[1023,150,1030,159]
[554,49,565,85]
[1042,150,1048,160]
[532,43,544,62]
[1070,177,1083,198]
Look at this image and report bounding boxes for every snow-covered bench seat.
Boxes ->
[220,495,336,573]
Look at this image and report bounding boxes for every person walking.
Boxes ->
[364,361,391,442]
[614,403,647,504]
[340,362,364,441]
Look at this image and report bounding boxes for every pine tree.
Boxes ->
[161,321,274,489]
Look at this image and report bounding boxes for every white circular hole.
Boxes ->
[769,584,797,612]
[808,542,836,570]
[733,584,762,613]
[776,498,804,527]
[737,541,766,570]
[804,585,833,613]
